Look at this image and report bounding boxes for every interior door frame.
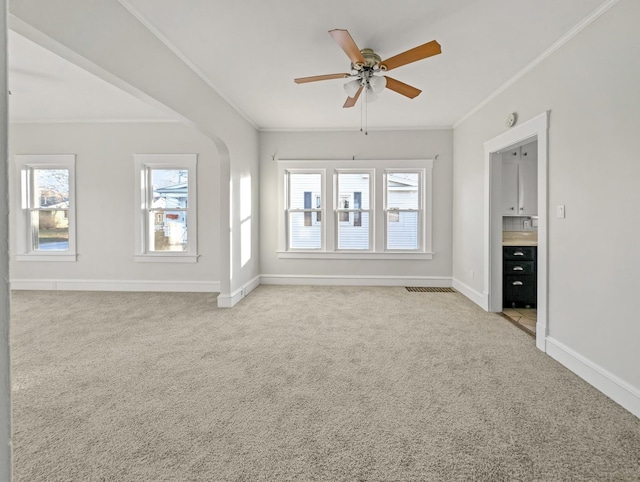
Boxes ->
[484,111,549,351]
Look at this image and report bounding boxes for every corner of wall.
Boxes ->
[217,275,261,308]
[452,278,488,310]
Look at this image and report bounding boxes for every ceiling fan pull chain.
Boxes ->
[360,89,364,133]
[365,87,368,135]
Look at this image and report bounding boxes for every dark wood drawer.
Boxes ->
[503,274,536,307]
[504,260,535,275]
[503,246,536,260]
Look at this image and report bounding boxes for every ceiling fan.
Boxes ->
[294,29,441,108]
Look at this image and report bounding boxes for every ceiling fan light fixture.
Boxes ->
[365,86,378,103]
[343,79,361,98]
[369,75,387,94]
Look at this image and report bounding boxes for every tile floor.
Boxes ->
[502,307,537,336]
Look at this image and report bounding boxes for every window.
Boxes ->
[14,155,76,261]
[285,172,323,250]
[279,160,433,259]
[385,171,421,250]
[134,154,198,262]
[336,172,371,250]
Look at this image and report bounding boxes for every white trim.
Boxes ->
[15,254,77,262]
[133,153,198,260]
[13,154,77,261]
[277,251,434,260]
[10,279,220,292]
[118,0,258,130]
[216,275,261,308]
[10,118,179,124]
[260,126,453,133]
[451,278,488,310]
[260,274,451,287]
[279,159,434,257]
[133,254,199,263]
[453,0,620,128]
[546,337,640,418]
[484,111,549,351]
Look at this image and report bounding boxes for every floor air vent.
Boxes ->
[406,287,455,293]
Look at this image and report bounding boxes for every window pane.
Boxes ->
[338,212,370,250]
[387,172,419,209]
[338,195,350,222]
[32,210,69,251]
[387,211,418,250]
[151,169,189,209]
[338,173,370,208]
[304,192,312,226]
[289,173,321,209]
[34,169,69,209]
[150,210,188,251]
[289,212,321,249]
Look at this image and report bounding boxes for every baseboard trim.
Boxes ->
[260,274,452,287]
[217,275,261,308]
[10,279,220,293]
[546,337,640,418]
[451,278,488,310]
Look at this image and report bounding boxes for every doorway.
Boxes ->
[484,111,549,351]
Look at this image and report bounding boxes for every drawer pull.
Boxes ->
[513,251,525,256]
[512,266,524,271]
[512,281,524,286]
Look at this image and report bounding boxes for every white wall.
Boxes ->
[0,0,12,477]
[10,122,221,290]
[10,0,261,303]
[452,0,640,403]
[259,129,453,283]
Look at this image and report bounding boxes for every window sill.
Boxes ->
[134,254,199,263]
[16,253,77,262]
[277,251,434,260]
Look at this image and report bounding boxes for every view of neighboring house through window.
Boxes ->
[31,168,70,251]
[148,168,189,252]
[14,154,76,261]
[134,154,198,261]
[336,172,370,250]
[287,172,323,249]
[386,172,421,250]
[279,160,432,258]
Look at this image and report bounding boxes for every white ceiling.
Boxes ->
[8,31,173,123]
[9,0,608,129]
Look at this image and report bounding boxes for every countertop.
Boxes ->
[503,231,538,246]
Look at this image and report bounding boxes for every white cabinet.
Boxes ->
[501,142,537,216]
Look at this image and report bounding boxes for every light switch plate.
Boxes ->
[557,205,565,218]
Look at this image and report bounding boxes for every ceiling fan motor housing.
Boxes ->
[352,48,383,70]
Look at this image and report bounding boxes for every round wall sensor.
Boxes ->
[505,112,517,128]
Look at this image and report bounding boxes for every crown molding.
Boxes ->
[259,125,453,133]
[453,0,621,129]
[10,118,182,124]
[118,0,258,131]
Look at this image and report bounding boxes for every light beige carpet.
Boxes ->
[10,286,640,481]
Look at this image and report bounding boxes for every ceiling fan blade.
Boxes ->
[294,73,350,84]
[380,40,441,71]
[343,86,363,108]
[384,76,422,99]
[329,29,366,67]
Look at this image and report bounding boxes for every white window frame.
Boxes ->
[134,154,198,263]
[14,154,77,262]
[384,169,424,252]
[283,169,326,251]
[278,159,433,259]
[335,169,374,251]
